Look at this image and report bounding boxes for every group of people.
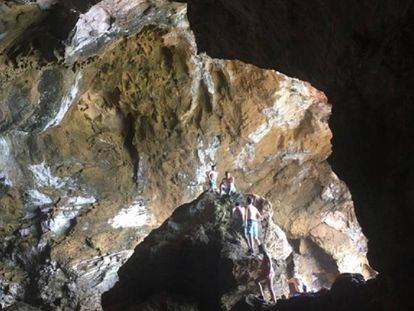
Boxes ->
[232,197,277,303]
[207,165,236,196]
[206,165,277,303]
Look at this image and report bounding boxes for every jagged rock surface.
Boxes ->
[234,274,382,311]
[102,192,291,310]
[0,0,373,309]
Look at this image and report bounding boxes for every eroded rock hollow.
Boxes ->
[0,1,377,310]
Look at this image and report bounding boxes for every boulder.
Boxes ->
[102,192,291,310]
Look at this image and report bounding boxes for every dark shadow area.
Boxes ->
[185,1,414,309]
[123,113,140,183]
[102,193,224,311]
[5,0,101,62]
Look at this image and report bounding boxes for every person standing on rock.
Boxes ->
[246,196,262,254]
[207,164,218,191]
[255,244,277,303]
[219,171,236,196]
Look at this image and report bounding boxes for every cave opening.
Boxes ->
[2,0,410,310]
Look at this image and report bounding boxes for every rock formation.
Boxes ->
[102,192,291,310]
[233,273,382,311]
[102,193,380,311]
[0,0,376,310]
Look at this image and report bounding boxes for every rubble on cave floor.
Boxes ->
[234,273,383,311]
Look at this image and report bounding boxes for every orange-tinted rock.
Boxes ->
[0,1,373,309]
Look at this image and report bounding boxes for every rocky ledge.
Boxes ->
[102,192,380,311]
[102,191,292,310]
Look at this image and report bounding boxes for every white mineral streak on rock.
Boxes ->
[195,137,219,188]
[28,161,97,234]
[234,144,256,170]
[72,250,134,310]
[43,72,83,131]
[68,196,96,205]
[26,189,53,205]
[49,210,78,235]
[65,0,186,62]
[171,4,188,29]
[202,59,216,95]
[183,49,203,122]
[279,143,309,165]
[184,52,214,123]
[68,6,111,55]
[0,137,10,157]
[248,122,269,144]
[321,182,336,201]
[0,136,13,186]
[236,78,314,169]
[29,162,66,188]
[49,196,96,235]
[109,199,152,229]
[321,173,347,203]
[323,211,348,231]
[248,78,312,145]
[0,278,24,309]
[74,250,134,288]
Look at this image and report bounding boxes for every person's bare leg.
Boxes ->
[267,278,277,303]
[247,235,253,250]
[243,232,249,248]
[256,279,265,298]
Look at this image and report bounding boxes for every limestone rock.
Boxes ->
[0,0,373,309]
[4,302,41,311]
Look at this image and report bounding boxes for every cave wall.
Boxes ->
[185,0,414,308]
[0,0,382,309]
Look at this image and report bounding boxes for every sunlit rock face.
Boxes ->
[0,0,373,309]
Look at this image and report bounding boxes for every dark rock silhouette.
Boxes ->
[102,192,290,310]
[102,192,381,311]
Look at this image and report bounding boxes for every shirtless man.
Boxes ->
[255,244,277,303]
[246,196,262,254]
[219,171,236,196]
[206,165,218,191]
